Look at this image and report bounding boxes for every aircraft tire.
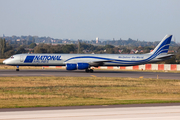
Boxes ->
[85,69,89,73]
[16,69,19,71]
[89,69,94,73]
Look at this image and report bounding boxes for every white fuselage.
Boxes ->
[3,53,164,67]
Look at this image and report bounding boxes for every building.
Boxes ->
[96,37,99,44]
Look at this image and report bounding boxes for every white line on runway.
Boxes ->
[1,106,180,120]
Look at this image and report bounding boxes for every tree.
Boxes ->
[106,48,114,54]
[0,38,6,57]
[164,56,176,64]
[16,47,26,54]
[0,38,2,58]
[62,45,75,53]
[34,47,47,53]
[29,43,37,48]
[4,50,15,58]
[105,44,114,49]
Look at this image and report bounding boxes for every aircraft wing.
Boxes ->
[88,60,115,66]
[156,54,174,59]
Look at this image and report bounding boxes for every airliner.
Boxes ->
[3,35,173,72]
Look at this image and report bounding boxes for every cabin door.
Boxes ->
[20,56,23,62]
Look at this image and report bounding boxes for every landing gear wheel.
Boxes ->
[85,69,94,73]
[16,66,19,71]
[89,69,94,73]
[85,69,89,73]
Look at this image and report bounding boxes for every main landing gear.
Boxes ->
[85,69,94,73]
[16,66,19,71]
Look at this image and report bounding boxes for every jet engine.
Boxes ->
[77,63,89,70]
[66,63,89,70]
[66,63,77,70]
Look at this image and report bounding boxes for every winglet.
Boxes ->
[150,35,172,55]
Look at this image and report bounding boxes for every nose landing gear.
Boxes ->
[16,66,19,71]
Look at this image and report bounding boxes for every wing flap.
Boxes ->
[88,60,115,66]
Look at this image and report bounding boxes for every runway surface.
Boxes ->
[1,103,180,120]
[1,70,180,119]
[0,69,179,79]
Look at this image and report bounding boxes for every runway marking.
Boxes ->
[2,111,180,120]
[139,76,144,78]
[91,75,97,77]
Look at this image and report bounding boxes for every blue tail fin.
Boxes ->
[150,35,172,55]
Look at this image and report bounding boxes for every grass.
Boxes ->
[0,59,4,63]
[0,59,4,64]
[0,76,180,108]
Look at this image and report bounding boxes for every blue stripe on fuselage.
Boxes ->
[64,45,170,64]
[64,35,172,63]
[24,56,35,63]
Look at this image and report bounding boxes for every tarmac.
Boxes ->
[1,103,180,120]
[1,69,180,119]
[0,69,179,79]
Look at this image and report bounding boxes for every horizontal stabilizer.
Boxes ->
[156,54,174,59]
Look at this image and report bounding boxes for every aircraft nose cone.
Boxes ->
[3,60,6,64]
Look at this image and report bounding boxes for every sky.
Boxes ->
[0,0,180,42]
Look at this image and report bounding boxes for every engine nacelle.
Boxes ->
[77,63,89,70]
[66,63,89,70]
[66,63,77,70]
